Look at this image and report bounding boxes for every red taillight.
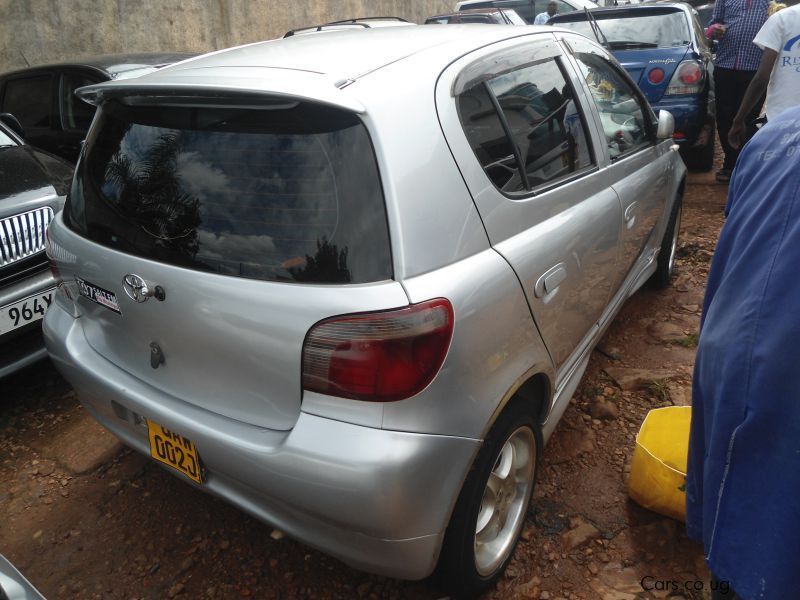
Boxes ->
[672,132,686,140]
[678,62,702,85]
[647,67,665,84]
[302,298,454,402]
[666,60,705,95]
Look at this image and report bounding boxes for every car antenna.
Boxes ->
[584,7,610,49]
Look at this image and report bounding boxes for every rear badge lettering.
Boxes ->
[76,277,122,314]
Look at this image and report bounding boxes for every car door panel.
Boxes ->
[559,34,671,293]
[437,34,623,375]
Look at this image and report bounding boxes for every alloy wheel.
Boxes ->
[474,426,536,576]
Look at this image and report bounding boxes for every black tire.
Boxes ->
[679,123,716,172]
[437,400,542,598]
[650,194,683,289]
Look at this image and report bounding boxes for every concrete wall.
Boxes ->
[1,0,455,72]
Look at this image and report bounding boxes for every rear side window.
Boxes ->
[60,73,99,131]
[66,101,392,284]
[457,57,594,194]
[458,84,523,193]
[2,75,53,128]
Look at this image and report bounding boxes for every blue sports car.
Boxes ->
[550,2,715,171]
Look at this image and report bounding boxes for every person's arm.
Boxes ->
[728,48,778,149]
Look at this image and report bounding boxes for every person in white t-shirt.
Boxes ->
[534,1,559,25]
[729,1,800,148]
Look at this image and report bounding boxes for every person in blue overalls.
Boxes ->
[687,105,800,599]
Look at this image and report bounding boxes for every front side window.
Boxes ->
[457,56,594,194]
[2,75,53,129]
[66,101,392,284]
[567,41,653,159]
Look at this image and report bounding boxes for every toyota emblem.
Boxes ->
[122,274,153,303]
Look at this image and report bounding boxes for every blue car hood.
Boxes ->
[613,46,690,103]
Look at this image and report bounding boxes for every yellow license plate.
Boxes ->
[146,420,203,484]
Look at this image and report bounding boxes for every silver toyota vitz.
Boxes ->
[43,25,685,595]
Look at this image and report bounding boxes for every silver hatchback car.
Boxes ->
[44,25,684,595]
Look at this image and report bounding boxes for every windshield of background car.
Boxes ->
[553,9,691,49]
[65,100,393,284]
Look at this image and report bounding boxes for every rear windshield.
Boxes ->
[66,100,392,284]
[552,9,691,49]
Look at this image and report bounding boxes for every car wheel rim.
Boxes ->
[474,426,536,577]
[667,205,682,276]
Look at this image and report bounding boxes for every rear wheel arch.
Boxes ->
[512,372,551,425]
[436,371,551,597]
[437,388,544,596]
[480,370,552,440]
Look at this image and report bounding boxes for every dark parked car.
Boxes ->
[0,53,196,162]
[550,2,716,170]
[425,8,527,24]
[0,115,72,378]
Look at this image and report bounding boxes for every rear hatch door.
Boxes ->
[58,96,401,430]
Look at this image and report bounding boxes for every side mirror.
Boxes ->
[656,110,675,140]
[0,113,25,139]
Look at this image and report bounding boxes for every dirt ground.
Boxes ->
[0,169,727,600]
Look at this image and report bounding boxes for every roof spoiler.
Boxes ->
[75,76,366,114]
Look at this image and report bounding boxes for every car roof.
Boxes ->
[0,52,198,80]
[77,26,564,111]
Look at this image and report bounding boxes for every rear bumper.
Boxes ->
[43,303,480,580]
[653,96,709,146]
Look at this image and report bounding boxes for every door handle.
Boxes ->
[534,263,567,299]
[624,201,638,228]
